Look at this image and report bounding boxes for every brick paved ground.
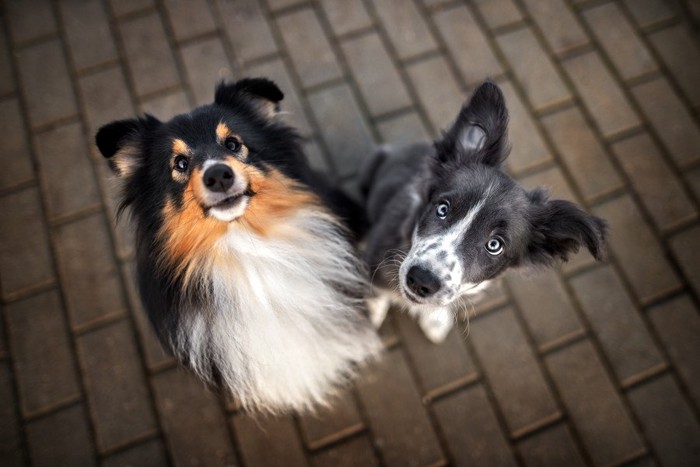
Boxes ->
[1,0,700,465]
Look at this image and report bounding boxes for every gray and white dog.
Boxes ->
[361,81,607,342]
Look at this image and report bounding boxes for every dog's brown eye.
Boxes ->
[486,237,504,256]
[174,155,189,172]
[224,137,241,152]
[436,201,450,219]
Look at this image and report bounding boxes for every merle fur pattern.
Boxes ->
[361,81,607,343]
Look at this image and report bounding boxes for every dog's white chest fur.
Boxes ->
[180,210,380,412]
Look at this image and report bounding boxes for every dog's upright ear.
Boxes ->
[96,115,161,177]
[525,188,607,266]
[215,78,284,119]
[436,80,510,167]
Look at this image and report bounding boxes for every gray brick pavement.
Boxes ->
[1,0,699,465]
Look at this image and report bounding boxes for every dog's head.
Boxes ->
[96,78,315,276]
[399,81,607,307]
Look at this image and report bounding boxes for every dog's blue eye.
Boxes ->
[174,155,189,172]
[224,137,241,152]
[486,237,504,256]
[436,202,450,219]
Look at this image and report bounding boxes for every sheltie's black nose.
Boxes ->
[203,164,234,193]
[406,265,441,298]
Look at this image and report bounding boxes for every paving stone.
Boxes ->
[311,436,378,467]
[16,40,77,128]
[545,339,644,466]
[233,414,307,467]
[432,4,503,85]
[153,368,235,466]
[0,23,16,95]
[395,312,475,395]
[341,32,411,117]
[0,98,33,191]
[687,166,700,200]
[472,0,524,29]
[245,57,313,136]
[612,133,696,231]
[78,320,157,451]
[6,290,80,417]
[377,111,430,144]
[180,38,233,106]
[627,374,700,466]
[140,89,191,119]
[540,106,623,201]
[622,0,675,29]
[649,25,700,106]
[299,389,363,448]
[406,55,464,132]
[0,362,25,467]
[496,27,571,111]
[78,66,134,135]
[108,0,154,17]
[266,0,304,11]
[59,0,118,71]
[499,81,552,174]
[5,0,56,44]
[34,122,101,220]
[119,13,180,97]
[0,305,6,357]
[506,269,583,350]
[372,0,438,60]
[0,188,54,298]
[303,139,331,174]
[122,262,173,370]
[277,9,342,88]
[355,349,444,466]
[25,404,95,467]
[562,52,641,138]
[593,195,681,303]
[469,306,559,433]
[570,266,664,383]
[647,294,700,407]
[516,167,595,273]
[164,0,217,41]
[54,214,127,328]
[215,0,277,65]
[583,3,657,81]
[319,0,372,36]
[516,423,585,467]
[669,225,700,297]
[631,77,700,167]
[522,0,589,56]
[102,438,168,467]
[307,84,374,178]
[432,385,516,466]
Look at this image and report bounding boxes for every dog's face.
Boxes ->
[398,82,606,307]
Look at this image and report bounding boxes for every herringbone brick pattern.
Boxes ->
[1,0,699,465]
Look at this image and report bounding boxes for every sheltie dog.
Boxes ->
[361,81,607,343]
[96,78,381,413]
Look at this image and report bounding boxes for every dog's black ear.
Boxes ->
[215,78,284,119]
[437,80,509,166]
[95,115,161,177]
[525,188,607,266]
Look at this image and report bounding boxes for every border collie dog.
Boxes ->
[361,81,607,343]
[95,78,381,413]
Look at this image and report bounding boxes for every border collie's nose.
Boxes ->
[203,164,234,193]
[406,266,441,298]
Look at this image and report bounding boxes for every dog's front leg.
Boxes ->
[418,307,454,343]
[367,294,391,328]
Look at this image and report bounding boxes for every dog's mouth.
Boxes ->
[207,187,255,210]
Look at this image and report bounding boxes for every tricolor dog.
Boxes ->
[361,81,607,343]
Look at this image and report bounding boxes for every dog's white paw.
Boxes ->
[367,295,391,329]
[419,307,454,344]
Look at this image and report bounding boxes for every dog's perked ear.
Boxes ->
[525,188,608,266]
[95,115,161,177]
[436,80,510,166]
[215,78,284,119]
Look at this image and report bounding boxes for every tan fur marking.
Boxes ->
[113,145,141,177]
[239,167,319,236]
[159,167,227,286]
[172,138,190,156]
[216,122,231,142]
